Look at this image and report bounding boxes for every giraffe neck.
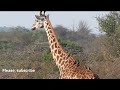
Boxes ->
[44,18,76,70]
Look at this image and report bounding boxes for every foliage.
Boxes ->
[96,11,120,57]
[41,49,53,62]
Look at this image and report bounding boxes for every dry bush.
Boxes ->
[85,36,120,79]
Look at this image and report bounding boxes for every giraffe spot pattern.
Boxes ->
[53,38,55,42]
[57,55,59,60]
[49,30,52,33]
[46,22,49,25]
[51,35,55,38]
[60,53,64,57]
[55,43,57,48]
[58,49,61,54]
[51,40,53,43]
[55,49,57,54]
[51,44,54,49]
[48,26,52,29]
[61,61,65,66]
[58,58,62,64]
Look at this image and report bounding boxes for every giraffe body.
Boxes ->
[32,12,99,79]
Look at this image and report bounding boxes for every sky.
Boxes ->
[0,11,109,34]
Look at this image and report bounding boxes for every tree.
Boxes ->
[96,11,120,57]
[75,21,93,41]
[54,25,68,39]
[96,11,120,36]
[77,21,91,35]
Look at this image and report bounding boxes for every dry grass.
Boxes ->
[0,40,59,79]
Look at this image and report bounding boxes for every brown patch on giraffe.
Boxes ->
[57,55,59,60]
[55,49,57,53]
[58,46,60,48]
[60,53,64,57]
[60,55,63,57]
[47,31,50,34]
[51,35,55,38]
[61,67,65,71]
[51,44,54,49]
[58,58,62,64]
[48,26,52,29]
[62,53,66,57]
[58,49,61,54]
[48,33,51,36]
[71,73,76,77]
[55,43,57,48]
[46,22,49,25]
[49,30,52,33]
[53,38,55,42]
[45,24,49,29]
[51,40,53,43]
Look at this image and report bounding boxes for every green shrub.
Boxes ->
[41,49,53,62]
[0,41,15,49]
[59,39,83,54]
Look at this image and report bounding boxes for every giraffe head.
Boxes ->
[32,13,49,31]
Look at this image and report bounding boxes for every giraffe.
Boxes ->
[31,11,99,79]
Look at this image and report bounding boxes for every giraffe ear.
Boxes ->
[35,15,40,19]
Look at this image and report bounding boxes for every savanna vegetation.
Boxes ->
[0,11,120,79]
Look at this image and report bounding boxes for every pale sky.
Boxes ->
[0,11,109,34]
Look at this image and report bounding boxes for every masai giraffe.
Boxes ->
[31,11,99,79]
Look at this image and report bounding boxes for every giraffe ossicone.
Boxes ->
[31,11,99,79]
